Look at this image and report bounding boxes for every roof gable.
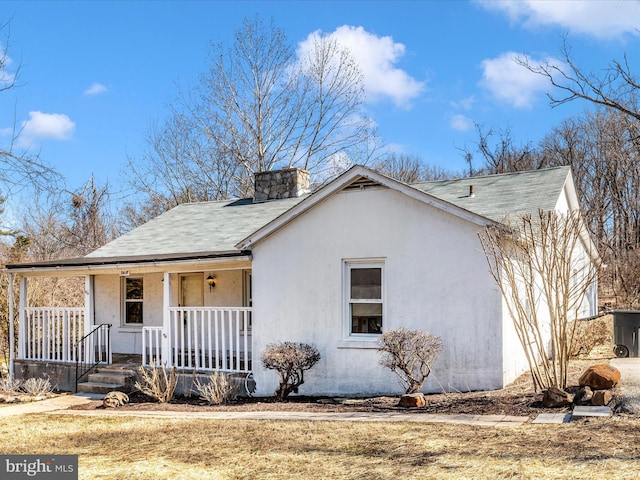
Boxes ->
[236,165,501,249]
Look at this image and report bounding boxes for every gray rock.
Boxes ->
[574,386,593,405]
[103,391,129,408]
[542,386,573,408]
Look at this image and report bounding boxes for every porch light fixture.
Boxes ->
[207,274,216,291]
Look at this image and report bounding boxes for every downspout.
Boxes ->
[7,273,14,380]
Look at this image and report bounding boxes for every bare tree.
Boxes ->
[126,16,380,225]
[518,37,640,122]
[373,153,456,183]
[377,328,443,394]
[461,124,549,176]
[479,210,599,392]
[540,110,640,308]
[0,22,60,193]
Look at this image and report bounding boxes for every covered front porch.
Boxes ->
[8,253,254,391]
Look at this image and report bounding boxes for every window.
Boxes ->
[123,277,143,324]
[346,261,383,335]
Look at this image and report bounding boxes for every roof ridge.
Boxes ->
[411,165,570,187]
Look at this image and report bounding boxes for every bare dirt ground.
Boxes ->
[71,359,620,417]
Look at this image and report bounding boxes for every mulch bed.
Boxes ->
[70,359,620,416]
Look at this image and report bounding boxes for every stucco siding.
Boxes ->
[251,186,504,397]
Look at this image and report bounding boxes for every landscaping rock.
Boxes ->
[542,386,573,408]
[398,393,426,408]
[103,391,129,408]
[579,364,621,390]
[591,390,613,406]
[573,386,593,405]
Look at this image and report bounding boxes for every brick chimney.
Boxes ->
[253,167,310,202]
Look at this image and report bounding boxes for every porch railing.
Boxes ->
[21,307,86,362]
[75,323,112,391]
[142,307,252,373]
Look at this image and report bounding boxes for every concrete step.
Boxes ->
[87,372,132,385]
[77,382,130,395]
[96,367,138,377]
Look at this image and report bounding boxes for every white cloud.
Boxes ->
[450,114,473,131]
[84,82,108,96]
[477,0,640,39]
[451,96,475,111]
[479,52,559,109]
[298,26,425,108]
[18,111,75,147]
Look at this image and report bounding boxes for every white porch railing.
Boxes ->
[142,307,252,373]
[21,307,86,363]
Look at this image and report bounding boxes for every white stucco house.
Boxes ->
[6,165,598,395]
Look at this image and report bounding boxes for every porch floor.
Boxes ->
[111,353,142,365]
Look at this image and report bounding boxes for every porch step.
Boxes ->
[76,382,130,395]
[76,366,137,394]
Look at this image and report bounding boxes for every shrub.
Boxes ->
[194,372,240,405]
[134,364,177,403]
[377,328,443,394]
[21,377,54,396]
[0,378,23,394]
[261,342,321,401]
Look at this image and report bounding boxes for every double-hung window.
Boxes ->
[123,277,144,325]
[346,261,384,335]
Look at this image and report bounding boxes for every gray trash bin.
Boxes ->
[612,310,640,357]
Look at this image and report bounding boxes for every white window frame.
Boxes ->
[342,259,385,343]
[122,276,144,326]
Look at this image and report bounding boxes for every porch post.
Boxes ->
[161,272,171,366]
[7,273,14,380]
[84,275,97,363]
[84,275,95,335]
[18,277,27,361]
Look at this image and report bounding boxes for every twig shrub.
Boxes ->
[261,342,321,401]
[135,364,177,403]
[21,377,54,396]
[377,328,443,394]
[194,372,240,405]
[0,378,23,394]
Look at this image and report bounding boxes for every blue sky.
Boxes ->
[1,0,640,200]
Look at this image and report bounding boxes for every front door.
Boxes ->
[180,274,203,307]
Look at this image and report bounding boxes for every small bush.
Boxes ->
[194,372,240,405]
[377,328,443,394]
[0,378,23,394]
[135,364,177,403]
[21,377,54,396]
[261,342,321,401]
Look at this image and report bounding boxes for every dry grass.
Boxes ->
[0,414,639,479]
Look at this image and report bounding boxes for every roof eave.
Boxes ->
[5,250,252,275]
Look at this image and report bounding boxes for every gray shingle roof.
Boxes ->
[411,166,570,223]
[88,166,570,259]
[87,196,306,258]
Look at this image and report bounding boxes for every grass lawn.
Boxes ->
[0,414,638,479]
